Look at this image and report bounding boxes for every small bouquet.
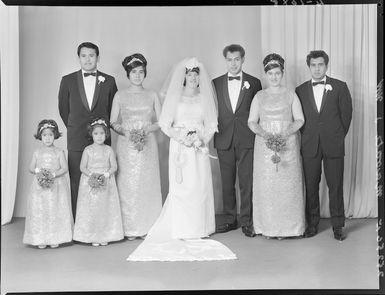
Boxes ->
[265,134,287,172]
[179,128,202,148]
[36,168,55,189]
[128,121,147,152]
[88,173,106,189]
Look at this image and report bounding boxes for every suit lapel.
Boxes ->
[77,70,90,112]
[234,72,246,112]
[307,80,319,114]
[222,75,233,113]
[319,76,329,113]
[91,71,101,111]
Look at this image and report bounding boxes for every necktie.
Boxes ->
[84,72,96,77]
[312,81,325,86]
[228,76,241,81]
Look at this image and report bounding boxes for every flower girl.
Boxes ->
[73,117,124,246]
[23,120,73,249]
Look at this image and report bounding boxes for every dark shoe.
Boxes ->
[304,226,318,238]
[216,220,238,233]
[333,227,346,241]
[242,225,256,237]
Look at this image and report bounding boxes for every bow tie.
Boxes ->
[84,72,96,77]
[228,76,241,81]
[312,81,325,86]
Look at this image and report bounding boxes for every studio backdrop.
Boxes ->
[1,4,378,224]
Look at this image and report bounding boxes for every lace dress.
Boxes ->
[114,90,162,237]
[73,145,124,243]
[251,89,305,237]
[23,147,73,246]
[127,95,236,261]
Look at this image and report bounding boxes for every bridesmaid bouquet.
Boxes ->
[88,173,106,189]
[36,168,55,189]
[265,134,287,172]
[128,121,147,152]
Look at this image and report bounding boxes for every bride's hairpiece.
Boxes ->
[264,60,282,69]
[91,118,107,127]
[127,57,143,66]
[39,123,55,132]
[184,57,199,70]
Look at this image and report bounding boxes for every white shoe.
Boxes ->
[127,236,136,241]
[37,245,47,249]
[100,242,108,246]
[92,243,100,247]
[50,244,59,248]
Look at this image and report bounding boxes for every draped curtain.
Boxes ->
[260,4,377,218]
[1,3,20,224]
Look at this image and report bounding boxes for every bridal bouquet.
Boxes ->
[176,127,217,158]
[88,173,106,189]
[36,168,55,189]
[265,134,287,172]
[128,121,147,152]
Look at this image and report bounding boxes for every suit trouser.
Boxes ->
[302,143,345,229]
[68,150,83,220]
[217,141,254,227]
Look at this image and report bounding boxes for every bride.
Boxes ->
[127,57,236,261]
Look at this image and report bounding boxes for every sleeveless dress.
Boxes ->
[23,147,73,246]
[127,95,236,261]
[115,90,162,237]
[252,89,305,237]
[73,145,124,243]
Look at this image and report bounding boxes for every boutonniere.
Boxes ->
[98,76,105,85]
[325,84,332,92]
[242,81,250,90]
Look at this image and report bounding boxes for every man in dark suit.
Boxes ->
[295,50,353,241]
[213,44,262,237]
[58,42,118,219]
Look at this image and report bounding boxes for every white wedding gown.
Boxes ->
[127,95,237,261]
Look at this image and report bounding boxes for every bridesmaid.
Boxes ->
[247,53,305,239]
[110,53,162,240]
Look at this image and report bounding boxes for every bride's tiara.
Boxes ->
[264,60,282,69]
[185,57,199,70]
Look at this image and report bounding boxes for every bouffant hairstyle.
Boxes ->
[183,67,200,86]
[122,53,147,78]
[306,50,329,67]
[77,42,99,57]
[87,116,110,140]
[222,44,245,58]
[263,53,285,73]
[34,119,62,140]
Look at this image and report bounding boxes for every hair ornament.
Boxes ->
[264,60,282,69]
[39,123,55,132]
[184,57,199,70]
[127,57,143,66]
[91,119,107,127]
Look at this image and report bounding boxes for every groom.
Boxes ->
[58,42,118,219]
[213,44,262,237]
[296,50,352,241]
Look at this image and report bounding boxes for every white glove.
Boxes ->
[34,168,41,174]
[103,172,110,178]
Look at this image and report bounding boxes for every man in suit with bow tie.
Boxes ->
[213,44,262,237]
[58,42,118,219]
[296,50,352,241]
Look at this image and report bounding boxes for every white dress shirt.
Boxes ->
[228,72,243,113]
[312,76,326,112]
[82,70,97,109]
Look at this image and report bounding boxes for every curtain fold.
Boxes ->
[260,4,377,218]
[1,4,20,225]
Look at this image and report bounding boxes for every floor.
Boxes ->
[0,217,380,294]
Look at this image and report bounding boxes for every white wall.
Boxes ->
[15,6,263,216]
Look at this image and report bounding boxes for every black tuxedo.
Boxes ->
[58,70,118,217]
[295,75,352,228]
[213,72,262,227]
